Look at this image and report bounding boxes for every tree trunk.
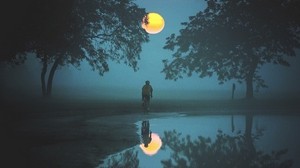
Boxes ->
[245,58,258,99]
[46,57,60,97]
[41,57,48,96]
[245,76,253,99]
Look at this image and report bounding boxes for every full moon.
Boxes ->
[139,133,162,156]
[142,12,165,34]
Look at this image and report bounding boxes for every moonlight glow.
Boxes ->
[142,12,165,34]
[139,133,162,156]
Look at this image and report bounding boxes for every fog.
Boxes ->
[1,1,300,168]
[1,0,300,101]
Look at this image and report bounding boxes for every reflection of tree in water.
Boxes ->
[161,130,293,168]
[101,148,139,168]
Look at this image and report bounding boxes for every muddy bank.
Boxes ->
[3,111,144,168]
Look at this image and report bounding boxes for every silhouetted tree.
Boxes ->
[0,0,149,97]
[161,130,293,168]
[0,1,33,65]
[162,0,300,99]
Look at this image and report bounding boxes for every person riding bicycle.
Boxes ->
[142,80,153,111]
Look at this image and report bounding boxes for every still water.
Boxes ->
[98,113,300,168]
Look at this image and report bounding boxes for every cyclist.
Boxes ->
[142,80,153,111]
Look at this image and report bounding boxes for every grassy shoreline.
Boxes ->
[2,97,299,115]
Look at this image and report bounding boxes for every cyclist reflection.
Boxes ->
[141,120,152,147]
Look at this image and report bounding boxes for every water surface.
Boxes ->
[99,113,300,168]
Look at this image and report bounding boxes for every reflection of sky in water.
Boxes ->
[99,114,300,168]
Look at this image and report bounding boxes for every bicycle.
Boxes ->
[142,97,150,112]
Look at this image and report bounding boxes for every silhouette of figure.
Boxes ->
[142,80,153,111]
[231,83,236,100]
[141,120,152,147]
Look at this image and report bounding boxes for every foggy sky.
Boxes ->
[1,0,300,100]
